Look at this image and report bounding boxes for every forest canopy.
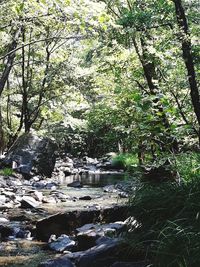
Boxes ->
[0,0,199,159]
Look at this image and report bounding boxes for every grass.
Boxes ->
[0,167,13,176]
[127,168,200,267]
[111,153,139,171]
[129,181,200,266]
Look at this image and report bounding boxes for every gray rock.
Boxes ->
[95,236,112,245]
[36,205,128,241]
[0,217,9,223]
[42,196,57,204]
[4,133,57,177]
[32,191,43,202]
[76,221,126,250]
[103,185,117,193]
[118,192,129,198]
[0,195,6,204]
[38,257,74,267]
[72,239,123,267]
[67,181,82,188]
[48,234,76,252]
[20,196,40,209]
[79,196,92,200]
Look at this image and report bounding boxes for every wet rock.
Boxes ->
[32,181,57,190]
[70,238,124,267]
[3,133,57,177]
[79,196,92,201]
[95,236,112,245]
[77,229,100,250]
[20,196,40,209]
[36,205,128,241]
[67,181,82,188]
[48,234,76,252]
[15,229,32,239]
[38,257,74,267]
[76,221,126,250]
[103,185,118,193]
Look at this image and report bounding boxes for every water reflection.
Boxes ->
[58,172,125,187]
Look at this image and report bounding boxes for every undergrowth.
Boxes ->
[128,178,200,267]
[112,153,139,171]
[124,152,200,267]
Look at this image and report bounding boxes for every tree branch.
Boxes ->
[0,35,86,61]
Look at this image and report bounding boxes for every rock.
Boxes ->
[15,229,32,239]
[70,238,124,267]
[42,196,57,204]
[76,221,126,250]
[32,181,57,190]
[118,192,129,198]
[77,229,100,250]
[36,205,128,241]
[32,191,43,202]
[82,157,98,165]
[48,234,76,252]
[79,196,92,201]
[0,225,14,239]
[110,262,149,267]
[76,223,96,233]
[95,236,112,245]
[103,185,118,193]
[63,167,73,176]
[38,257,74,267]
[0,217,9,223]
[4,133,57,177]
[67,181,82,188]
[20,196,40,209]
[0,195,6,204]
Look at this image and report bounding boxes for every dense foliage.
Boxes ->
[0,1,200,266]
[0,0,199,159]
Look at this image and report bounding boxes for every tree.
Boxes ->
[173,0,200,144]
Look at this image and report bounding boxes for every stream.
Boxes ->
[0,169,131,267]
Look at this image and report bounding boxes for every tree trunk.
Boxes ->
[133,36,178,152]
[0,27,21,97]
[173,0,200,144]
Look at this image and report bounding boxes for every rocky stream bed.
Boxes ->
[0,134,149,267]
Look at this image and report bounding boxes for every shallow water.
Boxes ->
[0,172,129,267]
[58,172,126,187]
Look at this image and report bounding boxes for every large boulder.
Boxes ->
[67,238,126,267]
[3,133,57,177]
[36,205,128,241]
